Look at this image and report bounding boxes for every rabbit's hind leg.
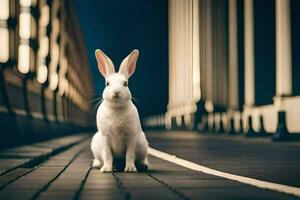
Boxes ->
[135,132,149,172]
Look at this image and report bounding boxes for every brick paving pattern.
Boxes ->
[0,132,299,200]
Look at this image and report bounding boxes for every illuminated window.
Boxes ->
[52,44,59,66]
[31,15,37,38]
[59,78,69,96]
[20,0,32,7]
[53,18,60,33]
[19,12,31,39]
[49,72,58,91]
[40,5,49,26]
[18,44,30,74]
[37,64,48,84]
[36,0,50,85]
[40,36,49,57]
[0,0,9,20]
[49,0,60,91]
[0,28,9,62]
[0,0,9,63]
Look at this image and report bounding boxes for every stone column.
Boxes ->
[244,0,255,136]
[275,0,292,98]
[228,0,238,110]
[273,0,292,141]
[228,0,238,134]
[203,0,214,131]
[192,0,201,101]
[244,0,255,107]
[204,0,213,112]
[166,0,200,129]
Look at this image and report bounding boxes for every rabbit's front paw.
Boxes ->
[92,159,102,168]
[100,164,112,173]
[124,165,137,173]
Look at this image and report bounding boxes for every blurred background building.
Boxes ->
[0,0,94,148]
[144,0,300,140]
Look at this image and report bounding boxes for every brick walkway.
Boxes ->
[0,132,299,200]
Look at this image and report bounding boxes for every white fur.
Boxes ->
[91,49,149,173]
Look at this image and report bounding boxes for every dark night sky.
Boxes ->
[74,0,169,118]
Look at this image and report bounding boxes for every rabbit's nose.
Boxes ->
[113,91,120,96]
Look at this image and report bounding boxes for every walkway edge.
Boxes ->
[148,147,300,197]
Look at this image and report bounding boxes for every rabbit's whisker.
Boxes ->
[89,96,102,103]
[92,98,103,111]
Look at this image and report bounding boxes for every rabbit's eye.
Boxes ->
[106,81,109,86]
[124,81,128,87]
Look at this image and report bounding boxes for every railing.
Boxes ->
[0,0,95,149]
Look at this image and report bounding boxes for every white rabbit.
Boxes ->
[90,49,149,173]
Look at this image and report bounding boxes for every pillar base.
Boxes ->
[212,115,216,132]
[218,115,225,133]
[170,116,186,130]
[199,114,209,132]
[272,111,290,141]
[245,115,256,137]
[194,100,205,130]
[171,116,177,130]
[180,115,187,130]
[227,117,236,134]
[239,117,244,134]
[258,115,271,137]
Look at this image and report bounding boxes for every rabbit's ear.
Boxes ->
[119,49,139,78]
[95,49,115,77]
